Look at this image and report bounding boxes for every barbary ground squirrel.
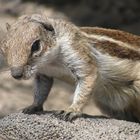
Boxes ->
[2,14,140,123]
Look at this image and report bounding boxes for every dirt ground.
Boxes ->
[0,1,101,118]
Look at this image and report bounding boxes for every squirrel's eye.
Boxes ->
[31,40,40,54]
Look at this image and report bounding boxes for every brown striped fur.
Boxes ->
[94,40,140,61]
[80,27,140,48]
[80,27,140,61]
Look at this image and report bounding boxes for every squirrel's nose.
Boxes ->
[11,66,23,79]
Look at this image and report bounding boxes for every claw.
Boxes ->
[54,110,65,116]
[67,112,82,121]
[53,110,83,122]
[53,110,65,119]
[22,105,43,114]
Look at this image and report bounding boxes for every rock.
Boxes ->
[0,112,139,140]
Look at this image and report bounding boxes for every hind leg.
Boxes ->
[132,97,140,123]
[131,80,140,122]
[94,99,140,123]
[93,83,140,123]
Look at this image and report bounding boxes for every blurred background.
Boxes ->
[0,0,140,118]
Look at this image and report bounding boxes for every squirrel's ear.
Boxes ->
[30,14,55,33]
[6,23,11,31]
[40,22,54,32]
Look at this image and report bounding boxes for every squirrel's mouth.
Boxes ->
[11,65,37,80]
[23,65,37,80]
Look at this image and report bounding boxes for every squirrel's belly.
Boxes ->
[38,64,75,85]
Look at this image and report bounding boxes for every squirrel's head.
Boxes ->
[5,14,58,80]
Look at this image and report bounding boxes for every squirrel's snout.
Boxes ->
[11,66,24,80]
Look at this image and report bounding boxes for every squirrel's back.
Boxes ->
[80,27,140,48]
[80,27,140,61]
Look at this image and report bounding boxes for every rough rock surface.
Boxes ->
[0,112,140,140]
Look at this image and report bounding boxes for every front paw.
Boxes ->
[54,108,83,122]
[22,105,43,114]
